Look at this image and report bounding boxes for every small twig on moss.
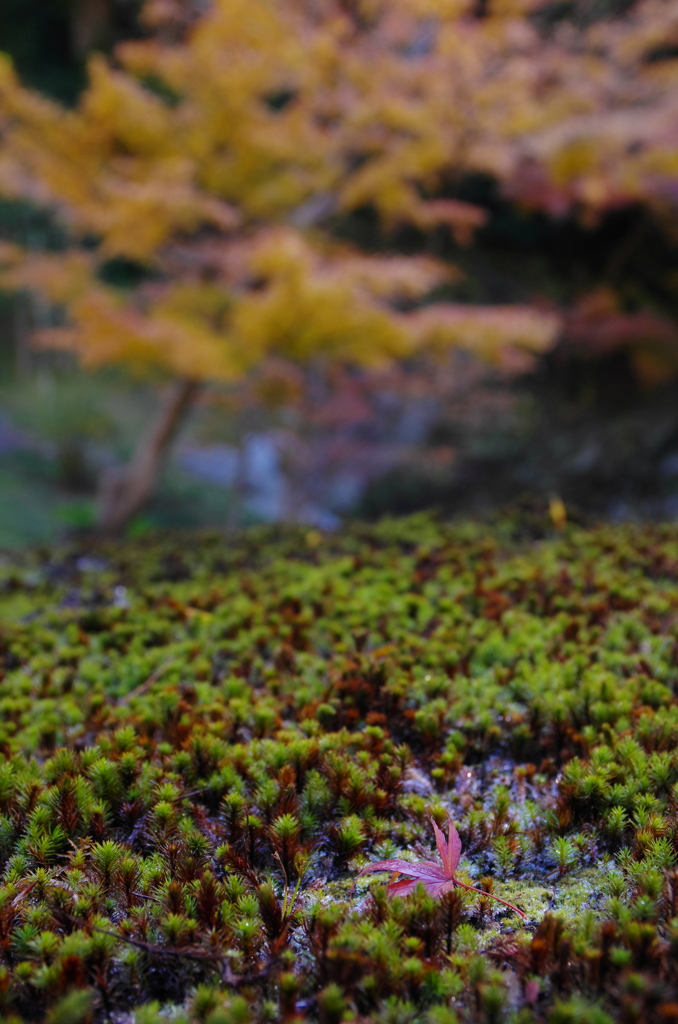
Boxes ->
[117,659,176,705]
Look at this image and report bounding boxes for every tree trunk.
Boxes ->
[97,377,199,534]
[71,0,112,55]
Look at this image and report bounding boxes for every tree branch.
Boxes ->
[97,377,200,534]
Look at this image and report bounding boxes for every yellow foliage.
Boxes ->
[83,55,177,159]
[549,140,600,187]
[0,0,675,384]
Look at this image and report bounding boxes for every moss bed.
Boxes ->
[0,514,677,1024]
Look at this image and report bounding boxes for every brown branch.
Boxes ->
[97,377,200,534]
[116,659,176,706]
[454,880,526,919]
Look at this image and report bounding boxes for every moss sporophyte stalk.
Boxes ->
[0,513,677,1021]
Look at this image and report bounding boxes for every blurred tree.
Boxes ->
[0,0,676,530]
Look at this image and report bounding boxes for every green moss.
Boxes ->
[0,515,678,1020]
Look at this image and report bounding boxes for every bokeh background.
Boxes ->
[2,0,678,548]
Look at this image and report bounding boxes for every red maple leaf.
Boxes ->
[357,818,526,918]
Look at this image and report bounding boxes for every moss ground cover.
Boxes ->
[0,513,678,1023]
